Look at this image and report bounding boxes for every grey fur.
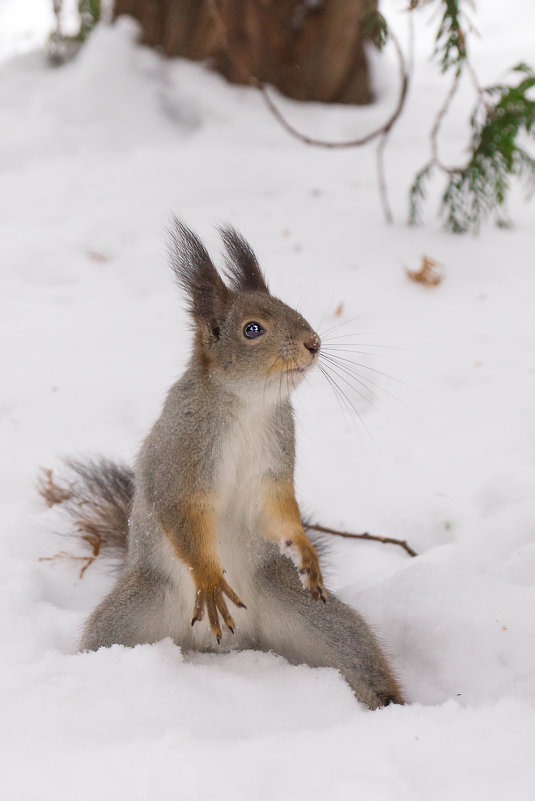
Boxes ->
[45,221,403,708]
[39,457,133,559]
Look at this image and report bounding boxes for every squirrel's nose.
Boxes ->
[304,335,320,356]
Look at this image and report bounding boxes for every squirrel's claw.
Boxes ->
[191,574,244,642]
[289,538,326,603]
[191,591,205,626]
[215,592,236,634]
[310,584,327,603]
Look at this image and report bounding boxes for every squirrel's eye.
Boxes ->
[243,321,265,339]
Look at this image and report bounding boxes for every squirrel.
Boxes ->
[41,219,404,709]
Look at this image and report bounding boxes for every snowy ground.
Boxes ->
[1,2,535,799]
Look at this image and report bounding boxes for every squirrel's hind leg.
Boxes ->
[80,568,174,651]
[254,554,404,709]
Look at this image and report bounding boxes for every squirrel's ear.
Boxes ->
[219,225,269,294]
[168,218,229,333]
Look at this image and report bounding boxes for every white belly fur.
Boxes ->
[161,404,278,650]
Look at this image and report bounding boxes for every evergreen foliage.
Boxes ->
[409,1,535,232]
[441,66,535,232]
[77,0,101,43]
[48,0,100,63]
[45,0,534,233]
[363,6,390,51]
[432,0,471,72]
[409,164,436,225]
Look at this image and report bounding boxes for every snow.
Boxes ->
[1,1,535,799]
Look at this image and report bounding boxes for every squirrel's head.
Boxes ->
[168,219,320,399]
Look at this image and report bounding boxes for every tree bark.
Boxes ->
[113,0,376,105]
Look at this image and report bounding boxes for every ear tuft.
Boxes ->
[168,218,229,324]
[219,225,269,294]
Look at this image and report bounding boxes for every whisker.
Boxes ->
[320,353,407,411]
[294,286,319,317]
[321,339,410,353]
[321,331,404,351]
[321,352,384,386]
[320,352,414,389]
[315,298,337,338]
[290,355,322,402]
[321,345,399,360]
[264,354,284,417]
[318,363,375,448]
[319,354,376,406]
[322,332,392,342]
[319,312,373,339]
[318,364,356,431]
[264,355,283,393]
[286,359,292,401]
[265,354,283,382]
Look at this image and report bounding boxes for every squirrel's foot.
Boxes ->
[282,534,326,603]
[191,573,246,643]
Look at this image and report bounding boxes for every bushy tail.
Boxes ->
[38,457,135,564]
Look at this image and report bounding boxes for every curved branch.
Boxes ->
[251,30,409,150]
[429,67,463,169]
[207,0,409,150]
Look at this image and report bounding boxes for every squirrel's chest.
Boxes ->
[214,410,278,533]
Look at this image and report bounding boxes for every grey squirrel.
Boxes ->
[41,220,403,709]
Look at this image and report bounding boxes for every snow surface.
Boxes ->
[1,2,535,799]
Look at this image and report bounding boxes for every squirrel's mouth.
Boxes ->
[266,356,317,380]
[285,362,314,377]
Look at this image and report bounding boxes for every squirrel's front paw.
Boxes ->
[282,535,326,603]
[191,571,246,644]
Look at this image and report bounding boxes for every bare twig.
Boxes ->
[253,31,408,150]
[407,0,416,76]
[375,8,416,225]
[305,522,418,557]
[207,0,410,224]
[409,8,489,220]
[39,551,98,579]
[430,68,463,170]
[37,467,71,506]
[409,59,481,223]
[376,131,393,223]
[412,68,465,189]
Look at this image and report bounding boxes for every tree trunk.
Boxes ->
[113,0,376,105]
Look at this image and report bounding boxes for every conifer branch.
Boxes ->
[410,59,535,232]
[441,67,535,231]
[409,1,534,232]
[47,0,534,232]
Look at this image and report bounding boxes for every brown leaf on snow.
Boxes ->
[406,255,444,287]
[87,250,109,263]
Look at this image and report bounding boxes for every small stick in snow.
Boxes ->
[39,551,97,579]
[304,522,418,557]
[38,467,72,506]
